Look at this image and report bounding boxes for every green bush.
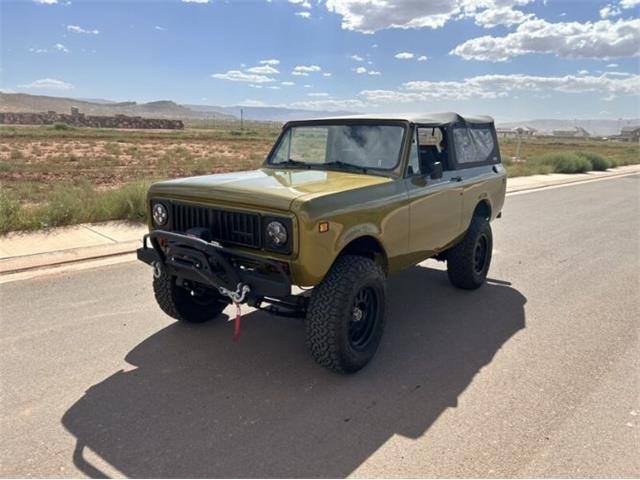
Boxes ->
[538,152,593,173]
[0,192,22,234]
[0,180,150,234]
[576,151,610,171]
[52,122,73,131]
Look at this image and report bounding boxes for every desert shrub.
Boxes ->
[52,123,73,131]
[537,152,593,173]
[93,180,149,222]
[0,192,22,234]
[2,180,151,233]
[9,149,24,161]
[576,151,610,171]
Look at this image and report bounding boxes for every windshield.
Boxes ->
[268,124,406,172]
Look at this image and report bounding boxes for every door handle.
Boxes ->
[450,176,463,182]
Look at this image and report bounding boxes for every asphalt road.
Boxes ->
[1,175,639,478]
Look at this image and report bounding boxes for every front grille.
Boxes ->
[171,203,261,249]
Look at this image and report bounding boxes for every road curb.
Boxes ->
[505,168,639,194]
[0,240,140,275]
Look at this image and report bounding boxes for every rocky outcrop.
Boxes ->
[0,108,184,129]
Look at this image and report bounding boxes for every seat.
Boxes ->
[418,145,440,175]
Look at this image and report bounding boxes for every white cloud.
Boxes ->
[19,78,74,90]
[325,0,461,33]
[292,71,309,76]
[182,0,209,3]
[246,65,280,74]
[606,63,619,68]
[267,85,281,90]
[295,11,311,18]
[474,7,533,28]
[357,73,640,104]
[308,92,330,97]
[154,25,166,31]
[33,0,58,4]
[620,0,640,7]
[417,55,428,61]
[29,47,49,53]
[304,84,312,88]
[451,18,640,61]
[211,70,275,83]
[260,59,280,65]
[354,66,368,74]
[395,52,414,59]
[289,98,367,110]
[351,54,364,61]
[289,0,311,7]
[599,4,621,18]
[281,81,295,86]
[67,24,99,34]
[248,84,263,89]
[323,72,332,77]
[292,65,322,74]
[54,43,69,53]
[578,69,589,75]
[368,70,381,75]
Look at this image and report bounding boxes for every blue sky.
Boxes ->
[1,0,639,120]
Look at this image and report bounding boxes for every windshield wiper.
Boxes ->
[274,159,312,169]
[323,161,369,174]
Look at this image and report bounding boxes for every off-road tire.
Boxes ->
[447,216,493,290]
[305,255,387,374]
[152,268,228,323]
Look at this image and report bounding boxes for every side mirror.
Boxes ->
[430,161,443,180]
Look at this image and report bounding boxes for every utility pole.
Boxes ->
[240,108,244,132]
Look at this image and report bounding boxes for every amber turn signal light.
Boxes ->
[319,221,329,233]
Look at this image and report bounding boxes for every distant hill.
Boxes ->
[0,92,357,123]
[3,93,637,132]
[0,93,236,121]
[0,92,356,124]
[185,104,357,122]
[498,118,640,137]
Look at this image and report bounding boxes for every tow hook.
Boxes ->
[152,261,162,279]
[218,283,251,303]
[217,283,251,341]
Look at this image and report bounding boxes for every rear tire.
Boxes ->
[447,216,493,290]
[305,255,387,374]
[152,267,228,323]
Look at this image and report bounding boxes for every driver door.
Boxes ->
[404,126,463,258]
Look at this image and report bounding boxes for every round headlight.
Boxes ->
[266,221,287,246]
[152,203,168,226]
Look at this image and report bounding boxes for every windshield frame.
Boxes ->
[263,119,410,176]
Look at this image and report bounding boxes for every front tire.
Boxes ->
[152,267,228,323]
[305,255,387,374]
[446,216,493,290]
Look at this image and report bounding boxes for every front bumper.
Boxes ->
[137,230,291,301]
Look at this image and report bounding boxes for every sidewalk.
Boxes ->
[1,165,638,275]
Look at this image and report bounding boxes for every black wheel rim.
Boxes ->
[473,235,488,274]
[349,286,379,350]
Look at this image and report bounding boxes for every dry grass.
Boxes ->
[0,124,638,234]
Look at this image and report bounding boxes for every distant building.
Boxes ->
[496,126,538,138]
[619,126,640,143]
[552,126,591,138]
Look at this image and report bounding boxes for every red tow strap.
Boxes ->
[233,302,242,342]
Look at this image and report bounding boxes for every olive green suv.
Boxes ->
[137,113,507,373]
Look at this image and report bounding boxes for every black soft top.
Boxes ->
[292,112,494,126]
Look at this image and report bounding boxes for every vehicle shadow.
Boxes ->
[62,264,526,478]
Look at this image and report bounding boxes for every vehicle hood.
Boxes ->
[149,168,392,211]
